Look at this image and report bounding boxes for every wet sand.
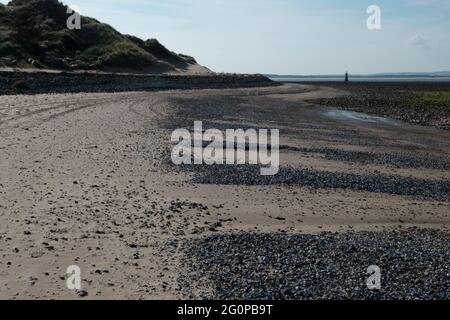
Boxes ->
[0,84,448,299]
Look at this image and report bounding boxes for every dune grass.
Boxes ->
[0,0,189,72]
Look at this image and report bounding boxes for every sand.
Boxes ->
[0,84,448,299]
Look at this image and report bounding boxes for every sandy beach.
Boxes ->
[0,83,449,299]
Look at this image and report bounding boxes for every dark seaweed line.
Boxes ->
[187,165,450,202]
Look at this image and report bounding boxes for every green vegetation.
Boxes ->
[0,0,196,73]
[414,92,450,112]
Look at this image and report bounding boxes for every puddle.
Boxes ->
[324,110,398,125]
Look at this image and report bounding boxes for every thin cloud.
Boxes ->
[409,35,431,50]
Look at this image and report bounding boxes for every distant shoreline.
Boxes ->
[270,76,450,83]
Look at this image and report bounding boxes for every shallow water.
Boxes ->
[324,110,398,125]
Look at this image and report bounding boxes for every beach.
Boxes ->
[0,82,449,299]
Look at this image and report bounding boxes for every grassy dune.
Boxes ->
[0,0,199,73]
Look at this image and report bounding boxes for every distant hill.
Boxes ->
[0,0,211,74]
[371,72,450,77]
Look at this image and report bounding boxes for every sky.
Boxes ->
[2,0,450,74]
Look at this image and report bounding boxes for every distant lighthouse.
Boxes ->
[345,72,349,82]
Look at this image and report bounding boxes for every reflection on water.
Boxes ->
[324,110,398,125]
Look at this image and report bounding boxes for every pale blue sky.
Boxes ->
[2,0,450,74]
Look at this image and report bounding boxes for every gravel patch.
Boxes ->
[180,229,450,300]
[187,165,450,202]
[280,145,450,170]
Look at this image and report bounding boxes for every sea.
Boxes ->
[269,76,450,83]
